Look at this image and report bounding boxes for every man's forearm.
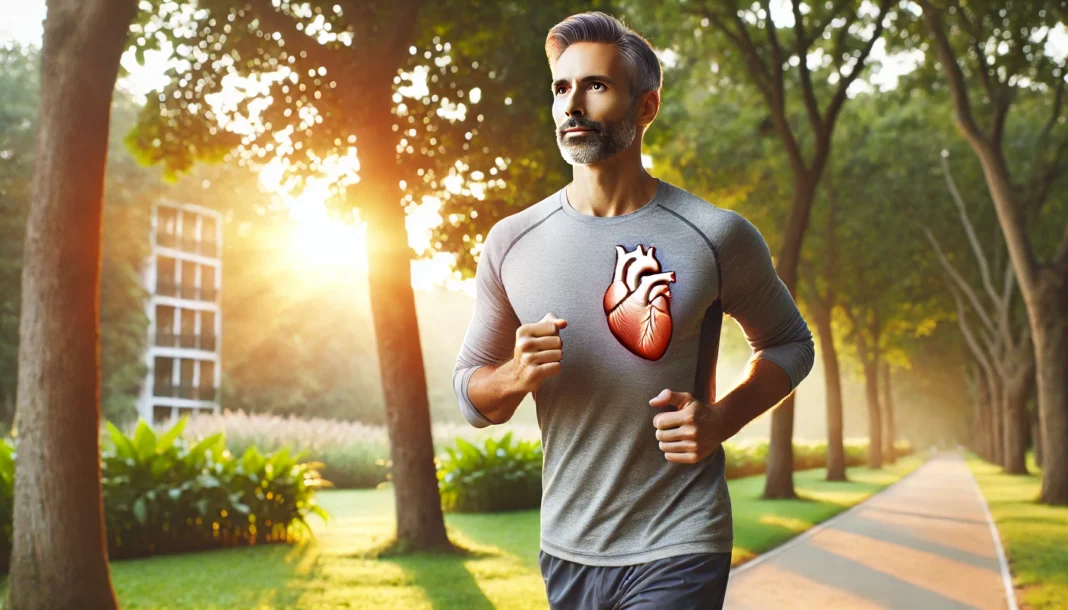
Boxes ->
[713,357,795,439]
[467,361,528,425]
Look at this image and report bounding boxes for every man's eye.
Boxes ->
[591,83,604,91]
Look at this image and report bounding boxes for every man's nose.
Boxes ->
[564,93,584,118]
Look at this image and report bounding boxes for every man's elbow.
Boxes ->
[797,334,816,386]
[761,331,815,392]
[460,402,495,429]
[453,365,495,429]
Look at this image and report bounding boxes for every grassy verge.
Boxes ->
[0,454,924,609]
[966,452,1068,610]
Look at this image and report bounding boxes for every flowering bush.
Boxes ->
[181,410,541,489]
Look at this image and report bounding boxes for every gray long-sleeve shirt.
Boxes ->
[452,178,815,566]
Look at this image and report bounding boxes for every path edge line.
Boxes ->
[964,454,1020,610]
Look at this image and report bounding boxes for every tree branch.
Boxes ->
[761,0,786,88]
[791,0,823,134]
[919,1,987,146]
[922,225,997,337]
[807,0,851,46]
[711,3,808,175]
[697,5,772,98]
[947,283,996,383]
[824,0,891,136]
[949,0,996,102]
[1035,65,1066,157]
[990,93,1013,151]
[939,154,1002,309]
[1027,135,1068,221]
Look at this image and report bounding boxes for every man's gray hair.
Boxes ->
[545,11,663,100]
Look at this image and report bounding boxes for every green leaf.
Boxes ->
[157,416,188,452]
[187,433,224,463]
[107,421,137,460]
[132,420,158,460]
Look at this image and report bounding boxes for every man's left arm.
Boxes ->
[650,211,815,462]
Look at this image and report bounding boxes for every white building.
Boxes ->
[136,199,223,426]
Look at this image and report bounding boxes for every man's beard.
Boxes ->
[556,98,638,166]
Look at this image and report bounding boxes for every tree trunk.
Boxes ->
[1032,398,1043,469]
[9,0,136,608]
[881,361,896,465]
[359,100,451,552]
[981,393,995,461]
[987,372,1004,466]
[1031,276,1068,503]
[967,365,992,459]
[863,357,883,469]
[1002,372,1029,475]
[999,361,1033,474]
[764,180,819,500]
[813,306,847,481]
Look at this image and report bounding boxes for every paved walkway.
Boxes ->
[724,452,1016,610]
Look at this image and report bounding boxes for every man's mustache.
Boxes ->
[558,118,602,134]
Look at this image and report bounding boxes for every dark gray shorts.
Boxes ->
[539,549,732,610]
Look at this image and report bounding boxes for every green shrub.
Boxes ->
[0,418,328,570]
[101,417,329,559]
[437,432,542,513]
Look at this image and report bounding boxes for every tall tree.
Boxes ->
[9,0,138,607]
[917,0,1068,503]
[128,0,601,550]
[923,154,1034,474]
[880,361,896,465]
[801,178,847,481]
[631,0,892,497]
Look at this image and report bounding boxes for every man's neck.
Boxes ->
[567,153,659,218]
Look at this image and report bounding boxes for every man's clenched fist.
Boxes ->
[649,389,731,464]
[509,312,567,393]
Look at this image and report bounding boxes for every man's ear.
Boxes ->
[637,89,660,130]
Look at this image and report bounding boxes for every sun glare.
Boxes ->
[262,162,466,294]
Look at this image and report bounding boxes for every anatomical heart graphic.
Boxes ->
[603,244,677,360]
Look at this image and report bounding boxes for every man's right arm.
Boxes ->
[452,224,526,428]
[453,224,567,427]
[463,362,527,425]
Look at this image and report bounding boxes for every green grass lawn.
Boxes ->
[0,455,924,609]
[966,452,1068,610]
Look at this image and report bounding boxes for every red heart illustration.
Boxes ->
[603,244,676,360]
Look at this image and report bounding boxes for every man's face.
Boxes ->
[551,42,640,166]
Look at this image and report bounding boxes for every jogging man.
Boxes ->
[452,11,815,609]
